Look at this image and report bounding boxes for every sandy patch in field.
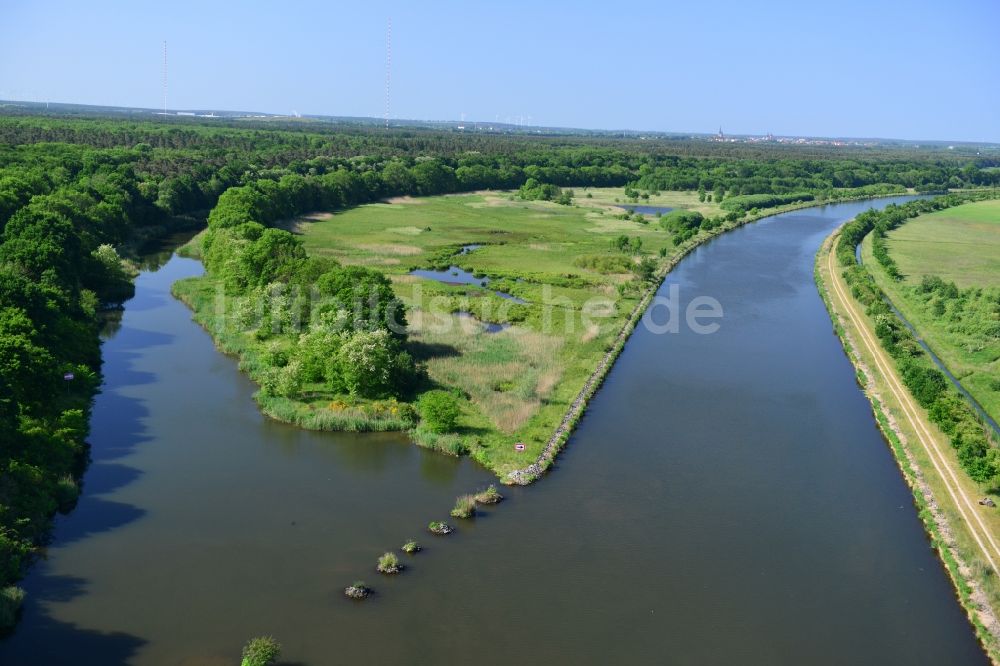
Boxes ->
[580,324,600,343]
[586,217,642,233]
[387,226,425,236]
[353,256,401,266]
[384,196,425,205]
[597,284,621,296]
[275,211,333,233]
[467,194,514,208]
[357,243,422,256]
[535,368,561,397]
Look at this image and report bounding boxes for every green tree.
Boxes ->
[418,390,462,433]
[241,636,281,666]
[337,329,400,398]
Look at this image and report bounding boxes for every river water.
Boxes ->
[0,197,987,665]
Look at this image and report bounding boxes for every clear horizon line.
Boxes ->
[1,97,997,147]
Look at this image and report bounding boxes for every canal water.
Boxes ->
[0,197,986,665]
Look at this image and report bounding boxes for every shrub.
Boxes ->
[417,390,462,433]
[572,254,633,274]
[474,485,503,505]
[518,178,564,202]
[634,257,658,282]
[401,540,421,554]
[54,475,80,512]
[410,427,468,455]
[241,636,281,666]
[377,551,401,574]
[428,521,453,535]
[0,587,25,629]
[450,494,477,519]
[658,210,704,234]
[345,580,371,599]
[719,192,814,214]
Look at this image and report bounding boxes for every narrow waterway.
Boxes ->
[0,197,986,665]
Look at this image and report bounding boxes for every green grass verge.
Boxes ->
[862,199,1000,425]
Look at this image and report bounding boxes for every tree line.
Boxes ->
[836,193,1000,486]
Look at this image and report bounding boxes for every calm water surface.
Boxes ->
[0,197,986,665]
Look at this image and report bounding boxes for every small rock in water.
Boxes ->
[428,521,453,535]
[344,583,370,600]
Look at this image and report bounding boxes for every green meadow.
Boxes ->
[863,198,1000,423]
[884,198,1000,288]
[282,191,685,475]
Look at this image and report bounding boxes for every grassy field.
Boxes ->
[884,199,1000,288]
[280,191,696,474]
[863,199,1000,423]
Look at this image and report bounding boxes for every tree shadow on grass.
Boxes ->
[406,340,461,361]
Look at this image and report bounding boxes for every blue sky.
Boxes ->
[1,0,998,142]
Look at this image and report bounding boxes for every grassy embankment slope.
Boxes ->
[861,199,1000,423]
[817,230,1000,662]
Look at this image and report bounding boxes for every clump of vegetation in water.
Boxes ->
[0,587,25,629]
[241,636,281,666]
[401,539,421,554]
[344,581,371,599]
[474,485,503,505]
[428,521,453,535]
[450,494,477,519]
[377,552,402,574]
[54,475,80,512]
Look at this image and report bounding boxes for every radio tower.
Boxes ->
[384,18,391,130]
[162,40,168,116]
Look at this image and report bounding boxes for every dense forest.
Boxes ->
[1,110,999,627]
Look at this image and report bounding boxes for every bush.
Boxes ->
[401,539,421,554]
[54,475,80,513]
[377,551,401,574]
[474,485,503,504]
[518,178,565,203]
[417,390,462,433]
[572,254,633,274]
[658,210,704,234]
[719,192,814,213]
[0,587,25,629]
[450,494,477,519]
[634,257,658,282]
[428,521,453,535]
[345,580,371,599]
[411,427,468,455]
[241,636,281,666]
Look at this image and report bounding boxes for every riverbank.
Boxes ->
[816,229,1000,663]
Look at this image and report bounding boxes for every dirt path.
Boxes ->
[825,235,1000,574]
